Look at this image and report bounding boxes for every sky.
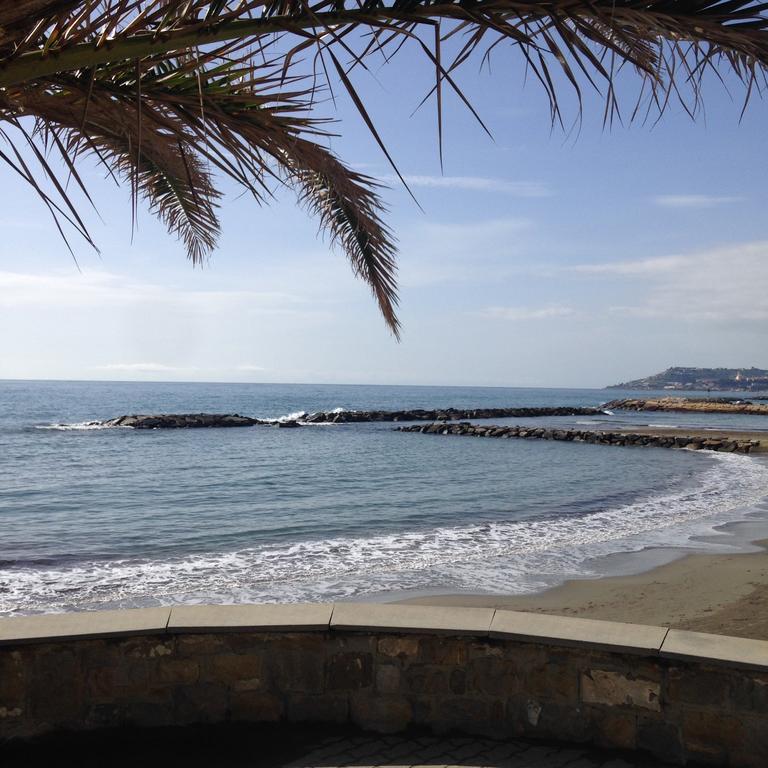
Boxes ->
[1,38,767,388]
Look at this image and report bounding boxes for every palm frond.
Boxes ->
[1,0,767,335]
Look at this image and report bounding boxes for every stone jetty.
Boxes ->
[97,406,602,429]
[396,422,762,453]
[302,406,601,423]
[103,414,263,429]
[604,397,768,415]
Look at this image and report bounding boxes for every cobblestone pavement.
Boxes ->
[283,734,667,768]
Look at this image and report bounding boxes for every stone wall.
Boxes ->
[1,604,767,766]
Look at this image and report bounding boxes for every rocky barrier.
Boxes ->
[302,406,602,423]
[103,414,263,429]
[95,407,602,429]
[396,423,762,453]
[604,398,768,415]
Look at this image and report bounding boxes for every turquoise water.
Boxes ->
[2,380,768,614]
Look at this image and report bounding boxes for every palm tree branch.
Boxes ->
[2,2,768,90]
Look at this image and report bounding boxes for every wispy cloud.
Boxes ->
[236,364,267,372]
[0,270,304,314]
[576,241,768,323]
[571,256,687,276]
[480,305,575,321]
[653,195,744,209]
[383,175,551,197]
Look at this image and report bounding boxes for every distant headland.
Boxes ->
[607,366,768,392]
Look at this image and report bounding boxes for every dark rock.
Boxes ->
[100,413,262,429]
[395,422,762,455]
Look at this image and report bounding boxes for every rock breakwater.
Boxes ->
[96,406,602,429]
[604,397,768,415]
[303,406,601,423]
[396,422,762,453]
[103,414,263,429]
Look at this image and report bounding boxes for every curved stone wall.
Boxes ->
[1,604,766,766]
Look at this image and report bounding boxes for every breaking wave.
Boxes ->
[2,451,767,614]
[34,421,121,431]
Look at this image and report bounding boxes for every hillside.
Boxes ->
[607,367,768,392]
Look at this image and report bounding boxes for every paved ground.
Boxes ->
[1,728,671,767]
[283,734,666,768]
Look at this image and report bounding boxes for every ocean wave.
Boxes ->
[34,421,124,431]
[2,452,767,614]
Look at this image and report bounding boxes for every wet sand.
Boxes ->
[399,540,768,639]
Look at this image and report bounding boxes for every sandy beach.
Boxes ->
[400,539,768,640]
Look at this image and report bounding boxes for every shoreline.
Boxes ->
[397,535,768,640]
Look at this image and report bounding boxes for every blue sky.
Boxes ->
[1,41,767,388]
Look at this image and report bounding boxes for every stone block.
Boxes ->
[208,653,263,683]
[176,633,230,656]
[661,629,768,672]
[153,658,200,686]
[377,635,419,659]
[121,637,174,659]
[467,657,521,697]
[417,637,468,665]
[270,647,325,693]
[325,652,373,690]
[730,672,768,712]
[331,603,494,636]
[0,652,26,704]
[666,666,730,709]
[581,669,660,711]
[490,611,667,655]
[522,660,579,702]
[375,665,400,694]
[590,708,637,750]
[230,691,283,722]
[0,608,171,645]
[403,665,449,695]
[682,709,744,763]
[731,714,768,768]
[168,603,332,633]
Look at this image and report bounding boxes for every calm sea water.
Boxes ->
[2,380,768,615]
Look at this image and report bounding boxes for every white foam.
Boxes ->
[34,421,124,431]
[3,452,768,614]
[277,410,308,423]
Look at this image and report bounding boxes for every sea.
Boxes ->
[2,380,768,616]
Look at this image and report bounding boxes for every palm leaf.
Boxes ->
[1,0,768,335]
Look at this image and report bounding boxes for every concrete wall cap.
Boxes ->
[490,610,668,655]
[661,628,768,671]
[168,603,332,632]
[330,603,495,636]
[0,607,171,645]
